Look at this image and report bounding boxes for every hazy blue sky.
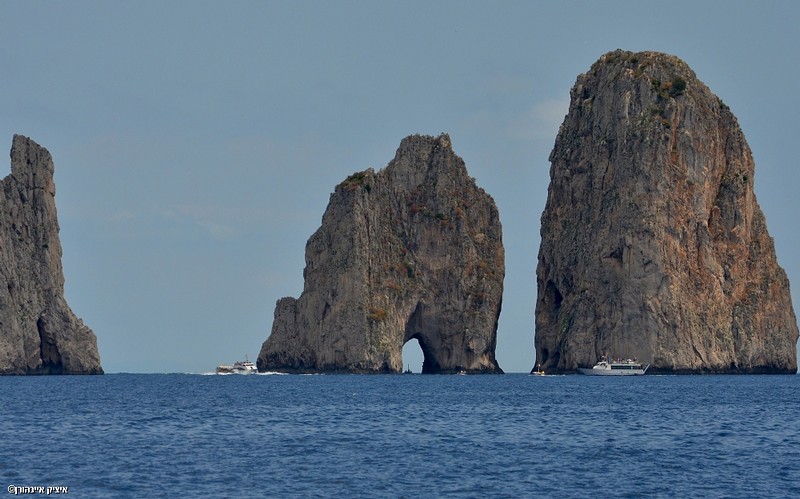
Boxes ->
[2,1,798,373]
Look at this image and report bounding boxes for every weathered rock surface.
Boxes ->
[259,134,504,373]
[0,135,102,374]
[535,50,799,374]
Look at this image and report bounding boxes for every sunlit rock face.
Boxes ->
[535,50,799,374]
[259,134,504,374]
[0,135,102,375]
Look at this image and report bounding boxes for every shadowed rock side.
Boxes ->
[535,50,799,374]
[259,134,504,373]
[0,135,102,374]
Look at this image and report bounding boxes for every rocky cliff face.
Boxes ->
[259,134,504,373]
[535,50,799,374]
[0,135,102,374]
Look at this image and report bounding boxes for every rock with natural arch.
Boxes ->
[258,134,504,374]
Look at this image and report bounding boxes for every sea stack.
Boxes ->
[535,50,799,374]
[0,135,102,374]
[259,134,504,373]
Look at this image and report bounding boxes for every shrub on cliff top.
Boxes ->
[669,77,687,97]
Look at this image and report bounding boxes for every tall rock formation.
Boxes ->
[0,135,102,374]
[535,50,799,374]
[259,134,504,373]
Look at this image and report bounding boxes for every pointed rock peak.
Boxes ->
[10,134,55,190]
[388,133,464,189]
[397,133,452,152]
[393,133,456,165]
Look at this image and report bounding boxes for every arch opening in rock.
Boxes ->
[403,302,447,374]
[401,337,423,373]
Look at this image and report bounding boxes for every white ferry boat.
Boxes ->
[231,360,257,374]
[216,358,257,374]
[578,358,649,376]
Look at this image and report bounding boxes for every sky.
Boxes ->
[1,1,799,373]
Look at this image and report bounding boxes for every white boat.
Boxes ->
[532,364,546,376]
[216,358,257,375]
[578,358,649,376]
[231,360,257,374]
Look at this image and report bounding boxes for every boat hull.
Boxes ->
[231,368,257,375]
[577,368,647,376]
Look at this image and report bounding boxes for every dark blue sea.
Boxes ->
[1,374,799,498]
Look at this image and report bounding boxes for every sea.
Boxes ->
[1,373,798,498]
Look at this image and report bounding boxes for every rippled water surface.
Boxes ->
[1,374,799,497]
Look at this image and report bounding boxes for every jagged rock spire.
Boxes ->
[0,134,102,374]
